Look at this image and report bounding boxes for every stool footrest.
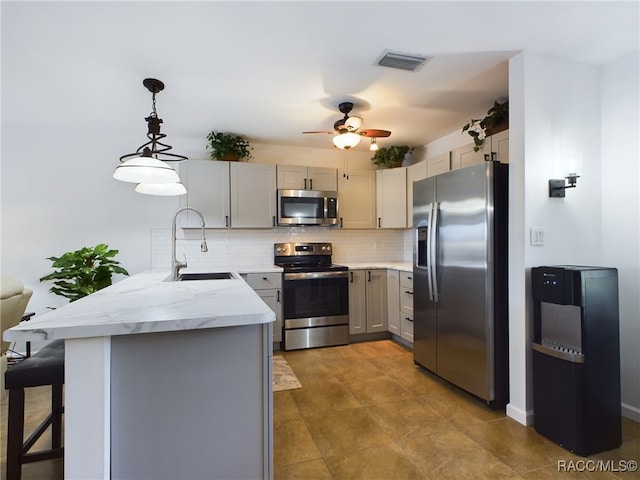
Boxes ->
[22,448,64,465]
[22,407,64,454]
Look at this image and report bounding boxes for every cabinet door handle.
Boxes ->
[277,290,280,302]
[368,271,371,282]
[225,215,229,227]
[272,216,276,227]
[340,217,343,228]
[405,291,414,295]
[350,271,354,283]
[405,317,413,322]
[378,218,381,228]
[484,153,490,162]
[262,277,268,281]
[407,276,412,280]
[309,179,313,190]
[491,151,497,161]
[304,178,307,190]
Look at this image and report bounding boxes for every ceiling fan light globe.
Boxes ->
[345,116,363,130]
[333,132,361,149]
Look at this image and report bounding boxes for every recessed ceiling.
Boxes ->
[2,1,638,152]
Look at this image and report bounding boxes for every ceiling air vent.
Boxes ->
[376,50,431,72]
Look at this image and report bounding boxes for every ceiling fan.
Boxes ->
[303,102,391,150]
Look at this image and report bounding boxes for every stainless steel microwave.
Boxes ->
[277,190,339,226]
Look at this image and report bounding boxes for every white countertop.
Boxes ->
[344,262,413,272]
[3,270,275,343]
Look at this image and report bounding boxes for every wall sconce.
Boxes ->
[549,173,580,197]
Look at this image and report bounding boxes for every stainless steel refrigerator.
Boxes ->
[413,161,509,406]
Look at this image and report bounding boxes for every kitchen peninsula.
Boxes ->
[3,270,275,479]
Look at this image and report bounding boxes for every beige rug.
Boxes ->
[273,355,302,392]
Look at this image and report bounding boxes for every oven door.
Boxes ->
[282,270,349,327]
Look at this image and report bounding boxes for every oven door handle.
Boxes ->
[283,271,349,281]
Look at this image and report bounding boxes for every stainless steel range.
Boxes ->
[274,242,349,350]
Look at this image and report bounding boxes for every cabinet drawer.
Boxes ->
[401,288,413,316]
[400,271,413,289]
[401,313,414,343]
[244,272,282,289]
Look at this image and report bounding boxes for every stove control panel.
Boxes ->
[274,242,332,257]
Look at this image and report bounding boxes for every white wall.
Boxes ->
[601,51,640,421]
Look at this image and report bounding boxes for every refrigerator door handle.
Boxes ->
[415,221,432,300]
[425,213,434,301]
[430,202,440,302]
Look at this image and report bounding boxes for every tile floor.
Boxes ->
[274,340,640,480]
[1,340,638,479]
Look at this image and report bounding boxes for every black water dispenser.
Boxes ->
[531,266,621,456]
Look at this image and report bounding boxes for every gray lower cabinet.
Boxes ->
[110,323,273,479]
[400,271,414,343]
[348,269,388,334]
[243,272,283,343]
[387,269,401,335]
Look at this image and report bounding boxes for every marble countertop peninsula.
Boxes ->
[3,270,275,343]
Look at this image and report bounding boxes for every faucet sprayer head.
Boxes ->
[201,241,208,253]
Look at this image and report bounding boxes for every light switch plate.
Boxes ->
[530,227,545,246]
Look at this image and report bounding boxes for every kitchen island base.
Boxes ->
[110,324,273,479]
[65,323,273,479]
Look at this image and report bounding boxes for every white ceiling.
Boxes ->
[2,1,639,152]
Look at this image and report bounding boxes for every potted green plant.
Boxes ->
[206,131,253,161]
[39,244,129,302]
[462,100,509,152]
[371,145,414,169]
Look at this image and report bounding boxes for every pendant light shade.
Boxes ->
[115,78,187,195]
[333,131,361,150]
[135,182,187,196]
[113,154,180,184]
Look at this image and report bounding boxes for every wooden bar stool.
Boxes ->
[4,339,65,480]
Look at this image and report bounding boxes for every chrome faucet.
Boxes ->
[172,207,208,280]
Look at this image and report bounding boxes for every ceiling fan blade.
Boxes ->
[302,131,334,135]
[359,129,392,138]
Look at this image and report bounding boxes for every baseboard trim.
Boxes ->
[622,402,640,422]
[506,403,534,426]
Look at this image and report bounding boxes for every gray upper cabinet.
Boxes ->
[182,160,276,229]
[483,129,509,163]
[276,165,337,191]
[230,163,277,228]
[181,160,231,228]
[451,129,509,170]
[338,169,376,229]
[376,167,407,229]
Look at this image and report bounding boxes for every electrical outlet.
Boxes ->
[530,227,545,246]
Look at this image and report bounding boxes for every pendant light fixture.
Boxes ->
[114,78,187,194]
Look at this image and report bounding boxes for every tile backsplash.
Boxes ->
[151,227,413,270]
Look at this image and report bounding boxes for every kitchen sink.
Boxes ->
[176,272,237,281]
